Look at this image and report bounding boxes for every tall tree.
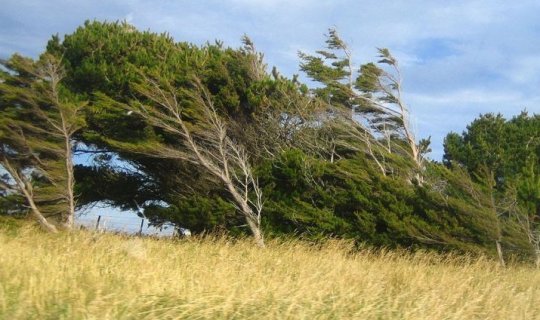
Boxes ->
[356,49,428,175]
[96,74,266,247]
[47,21,320,236]
[0,53,86,231]
[444,112,540,265]
[299,29,427,180]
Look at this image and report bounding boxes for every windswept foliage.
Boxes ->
[444,112,540,265]
[0,21,537,262]
[0,54,85,231]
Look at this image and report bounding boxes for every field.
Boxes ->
[1,220,539,319]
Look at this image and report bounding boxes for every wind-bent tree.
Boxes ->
[356,49,429,174]
[47,21,320,237]
[299,29,428,180]
[5,20,526,259]
[0,53,86,231]
[98,75,265,247]
[298,29,387,169]
[444,112,540,265]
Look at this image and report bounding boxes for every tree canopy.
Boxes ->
[1,21,538,262]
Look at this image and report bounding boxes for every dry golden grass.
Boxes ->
[1,225,539,319]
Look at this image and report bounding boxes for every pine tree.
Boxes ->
[299,29,427,180]
[0,53,86,231]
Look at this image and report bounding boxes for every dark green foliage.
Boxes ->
[74,164,160,211]
[444,113,507,182]
[0,193,25,217]
[443,112,540,215]
[3,21,536,258]
[355,63,381,93]
[256,149,501,253]
[443,112,540,259]
[47,21,311,236]
[444,112,539,186]
[298,28,353,110]
[0,53,85,228]
[144,196,240,234]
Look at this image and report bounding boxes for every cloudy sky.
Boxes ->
[2,0,540,159]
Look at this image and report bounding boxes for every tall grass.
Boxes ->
[1,223,539,319]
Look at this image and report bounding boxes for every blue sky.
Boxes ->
[2,0,540,159]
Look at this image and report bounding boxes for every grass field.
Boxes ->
[1,220,539,319]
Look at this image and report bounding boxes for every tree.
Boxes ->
[299,29,387,171]
[3,20,522,258]
[299,28,427,180]
[512,155,540,266]
[444,112,540,265]
[96,73,266,246]
[48,21,322,237]
[0,53,85,231]
[356,49,428,176]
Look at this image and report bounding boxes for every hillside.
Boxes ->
[1,220,538,319]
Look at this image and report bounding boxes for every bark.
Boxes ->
[63,138,75,229]
[133,76,266,247]
[487,170,505,267]
[41,56,81,230]
[496,239,506,268]
[59,112,76,230]
[1,158,58,233]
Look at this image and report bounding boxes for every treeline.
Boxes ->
[0,21,538,264]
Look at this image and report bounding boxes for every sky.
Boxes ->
[2,0,540,160]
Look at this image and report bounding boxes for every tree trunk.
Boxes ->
[63,138,75,230]
[227,184,265,248]
[21,182,59,233]
[3,159,58,233]
[30,206,59,233]
[496,240,506,268]
[246,216,265,248]
[22,186,58,233]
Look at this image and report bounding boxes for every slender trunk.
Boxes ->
[21,183,58,233]
[22,180,59,233]
[364,133,386,176]
[52,64,77,231]
[371,152,386,176]
[2,159,58,233]
[488,170,504,267]
[246,215,265,248]
[29,201,59,233]
[226,183,265,248]
[63,138,75,229]
[190,134,265,247]
[138,77,265,247]
[345,48,354,120]
[496,240,506,268]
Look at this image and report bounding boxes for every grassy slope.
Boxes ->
[0,220,539,319]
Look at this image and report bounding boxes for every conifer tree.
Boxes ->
[444,112,540,265]
[299,29,428,180]
[0,53,86,231]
